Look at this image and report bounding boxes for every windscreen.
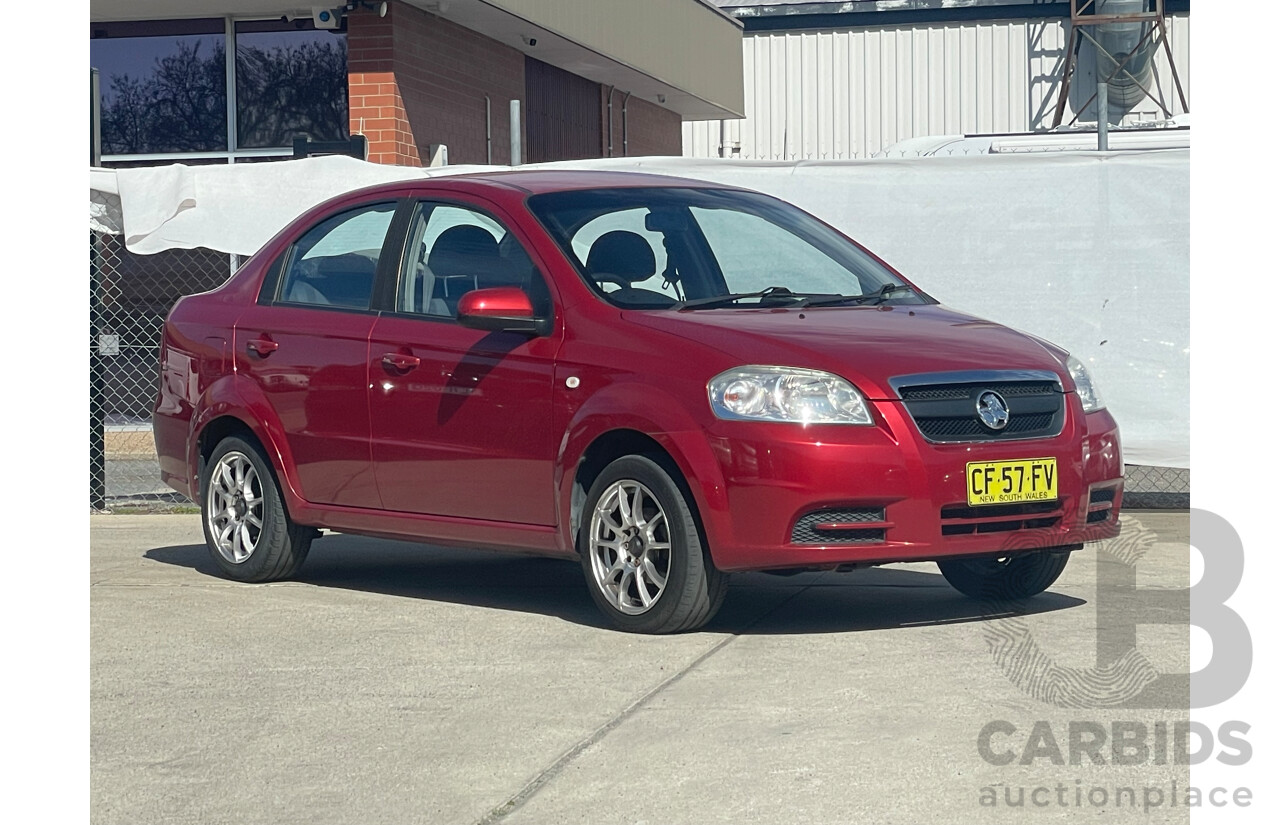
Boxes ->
[527,187,930,310]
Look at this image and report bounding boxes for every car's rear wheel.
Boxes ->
[937,550,1071,600]
[201,436,312,582]
[580,455,727,633]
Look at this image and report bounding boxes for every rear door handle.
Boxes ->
[247,338,279,356]
[381,353,421,371]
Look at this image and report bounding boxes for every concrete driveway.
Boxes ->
[91,512,1190,824]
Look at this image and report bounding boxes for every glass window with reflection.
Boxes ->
[234,20,349,149]
[90,19,229,155]
[399,203,549,320]
[529,187,929,310]
[279,203,396,310]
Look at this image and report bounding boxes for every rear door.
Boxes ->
[367,198,560,525]
[234,200,399,509]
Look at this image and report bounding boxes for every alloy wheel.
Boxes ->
[206,451,265,564]
[588,480,672,615]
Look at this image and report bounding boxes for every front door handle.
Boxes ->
[381,352,421,371]
[247,338,279,356]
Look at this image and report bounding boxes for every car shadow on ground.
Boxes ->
[145,534,1085,635]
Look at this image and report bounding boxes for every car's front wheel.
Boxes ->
[201,436,312,582]
[937,550,1073,600]
[580,455,727,633]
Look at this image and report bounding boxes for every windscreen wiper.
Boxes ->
[673,286,806,311]
[795,283,915,308]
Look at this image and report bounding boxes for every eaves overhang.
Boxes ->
[90,1,747,120]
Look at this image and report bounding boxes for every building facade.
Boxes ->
[91,0,745,168]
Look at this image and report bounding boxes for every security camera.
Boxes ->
[345,1,388,15]
[312,6,343,29]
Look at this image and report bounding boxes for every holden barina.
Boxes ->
[155,171,1122,633]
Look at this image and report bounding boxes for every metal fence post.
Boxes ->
[90,232,106,510]
[1097,82,1110,151]
[91,69,106,510]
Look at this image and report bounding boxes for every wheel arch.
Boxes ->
[572,430,672,540]
[555,380,733,563]
[566,427,727,566]
[187,375,305,516]
[197,416,267,479]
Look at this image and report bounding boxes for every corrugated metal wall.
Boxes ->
[683,13,1190,159]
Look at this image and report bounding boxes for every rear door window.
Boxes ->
[278,202,396,310]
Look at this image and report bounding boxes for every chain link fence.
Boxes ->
[88,188,1188,513]
[1122,465,1189,509]
[91,188,232,512]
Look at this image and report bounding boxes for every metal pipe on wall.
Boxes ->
[485,95,492,165]
[605,85,615,157]
[510,99,521,165]
[621,91,632,156]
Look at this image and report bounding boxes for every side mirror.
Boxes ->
[456,287,547,335]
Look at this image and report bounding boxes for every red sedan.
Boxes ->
[154,170,1123,633]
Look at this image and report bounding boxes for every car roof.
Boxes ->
[376,168,745,197]
[459,169,740,194]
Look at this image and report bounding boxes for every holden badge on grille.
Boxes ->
[976,391,1011,431]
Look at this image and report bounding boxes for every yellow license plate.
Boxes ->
[966,458,1058,506]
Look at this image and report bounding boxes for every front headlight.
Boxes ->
[1067,355,1105,412]
[708,366,874,425]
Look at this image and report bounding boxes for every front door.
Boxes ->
[368,200,559,525]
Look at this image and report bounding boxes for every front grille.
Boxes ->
[895,374,1065,443]
[940,499,1064,536]
[918,413,1054,439]
[1090,489,1116,504]
[900,381,1058,401]
[941,500,1061,520]
[791,507,886,545]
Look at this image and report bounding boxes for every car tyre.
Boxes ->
[201,436,312,582]
[580,455,727,633]
[937,550,1071,600]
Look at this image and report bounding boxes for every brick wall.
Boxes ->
[600,88,682,158]
[348,0,524,166]
[348,0,681,166]
[347,5,420,166]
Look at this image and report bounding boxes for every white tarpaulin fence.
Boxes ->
[90,151,1189,469]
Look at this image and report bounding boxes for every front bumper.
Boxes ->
[694,398,1123,572]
